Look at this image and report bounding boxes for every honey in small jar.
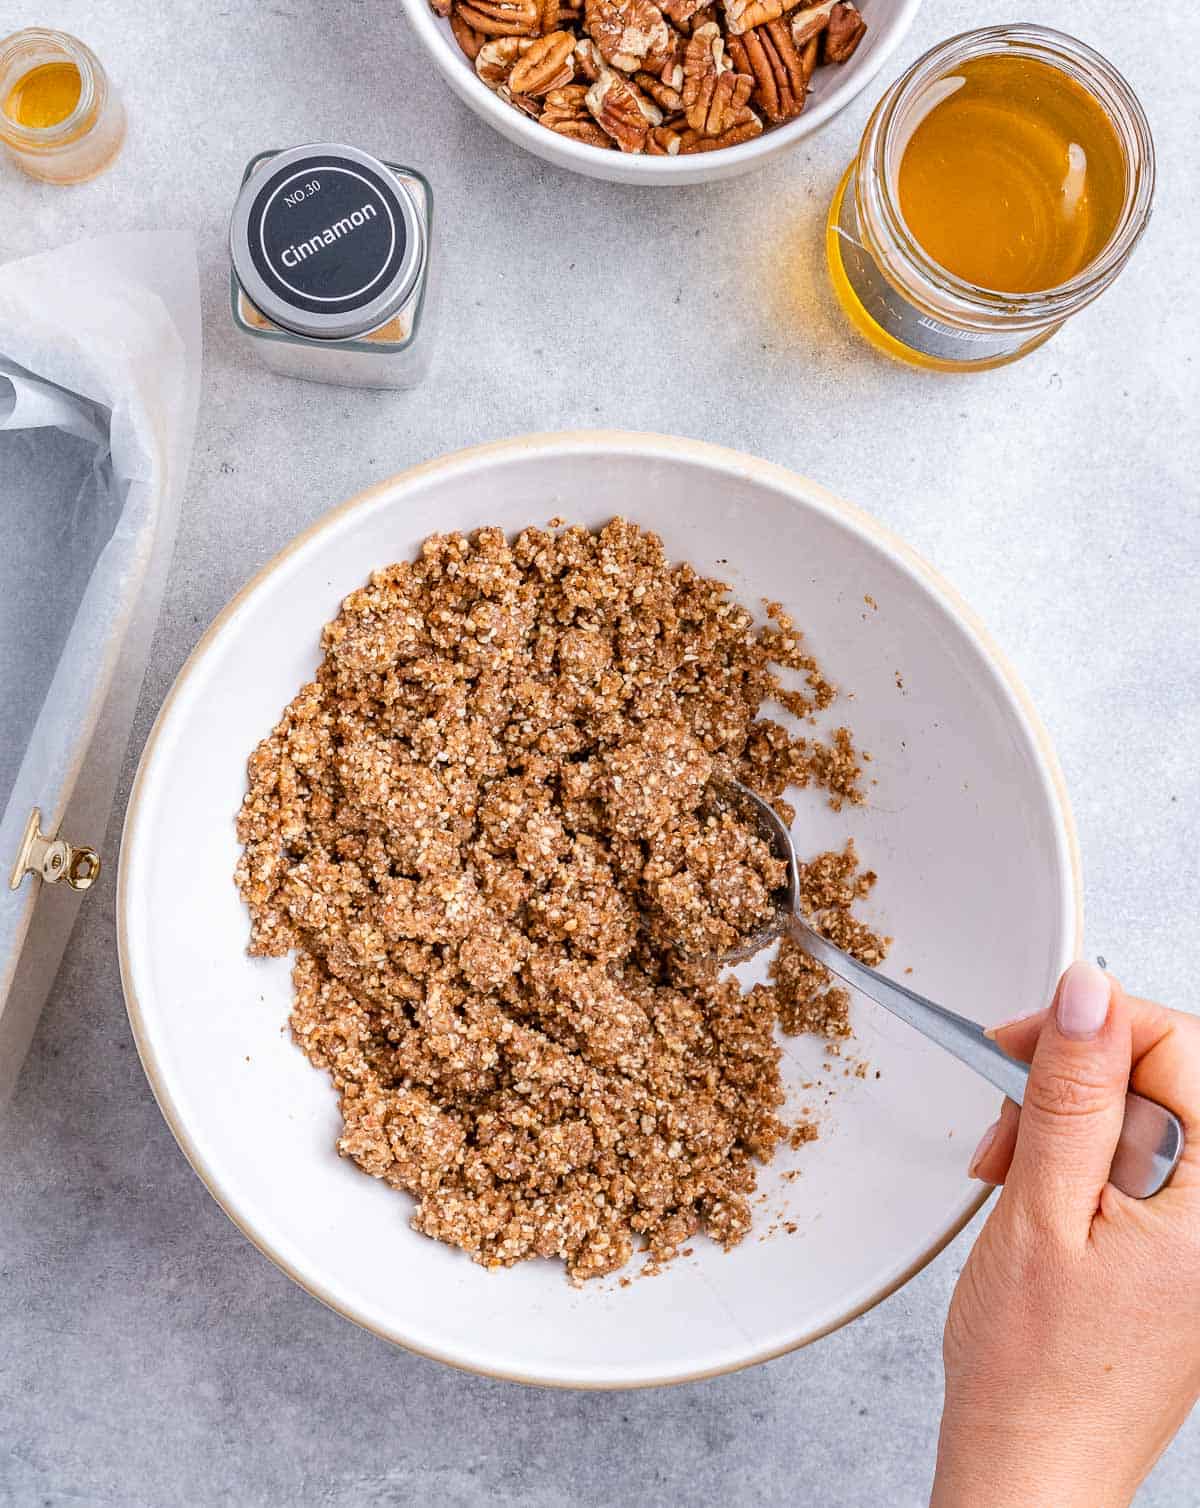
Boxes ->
[827,27,1155,371]
[4,60,82,129]
[0,28,125,183]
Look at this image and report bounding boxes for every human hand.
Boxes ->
[931,962,1200,1508]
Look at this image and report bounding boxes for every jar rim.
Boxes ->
[856,24,1156,329]
[0,28,101,146]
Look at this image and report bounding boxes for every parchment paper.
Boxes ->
[0,231,201,1102]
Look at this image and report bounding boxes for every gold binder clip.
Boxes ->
[8,808,101,894]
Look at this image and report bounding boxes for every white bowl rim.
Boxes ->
[117,429,1083,1387]
[399,0,926,181]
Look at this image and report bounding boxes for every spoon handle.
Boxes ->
[787,916,1184,1200]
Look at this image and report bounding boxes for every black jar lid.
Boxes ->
[230,143,423,342]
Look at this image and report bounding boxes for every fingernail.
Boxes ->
[983,1006,1041,1039]
[1055,960,1111,1041]
[967,1119,999,1179]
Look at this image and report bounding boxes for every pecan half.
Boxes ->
[822,1,866,63]
[542,82,615,144]
[510,30,576,92]
[727,18,806,123]
[635,69,684,113]
[646,119,687,154]
[476,35,527,86]
[456,0,540,36]
[537,0,562,29]
[655,29,688,91]
[684,3,717,30]
[586,65,663,150]
[798,32,819,83]
[573,35,603,77]
[585,0,672,73]
[661,0,707,27]
[683,22,752,135]
[723,0,789,38]
[788,0,834,46]
[677,108,762,149]
[475,37,544,113]
[450,4,488,58]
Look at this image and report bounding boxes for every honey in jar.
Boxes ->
[826,27,1155,371]
[895,55,1125,296]
[4,60,81,128]
[0,28,125,183]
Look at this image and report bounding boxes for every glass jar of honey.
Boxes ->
[0,28,125,184]
[826,26,1155,371]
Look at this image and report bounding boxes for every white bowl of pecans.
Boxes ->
[401,0,923,182]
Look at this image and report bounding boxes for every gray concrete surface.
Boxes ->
[2,0,1197,1503]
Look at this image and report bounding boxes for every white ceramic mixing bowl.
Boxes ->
[399,0,924,184]
[119,431,1079,1386]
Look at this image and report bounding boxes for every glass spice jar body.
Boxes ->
[229,144,435,391]
[825,26,1156,372]
[0,28,125,184]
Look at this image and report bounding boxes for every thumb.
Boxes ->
[1005,961,1133,1241]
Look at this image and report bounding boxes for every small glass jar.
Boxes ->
[230,143,435,391]
[826,26,1155,372]
[0,28,125,184]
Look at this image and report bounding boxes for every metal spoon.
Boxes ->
[713,778,1185,1200]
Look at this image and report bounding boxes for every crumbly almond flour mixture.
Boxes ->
[235,520,887,1281]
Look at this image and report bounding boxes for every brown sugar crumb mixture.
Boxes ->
[235,520,887,1282]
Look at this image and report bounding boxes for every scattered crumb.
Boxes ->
[763,848,888,1043]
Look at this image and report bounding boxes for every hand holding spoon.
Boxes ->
[714,779,1184,1199]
